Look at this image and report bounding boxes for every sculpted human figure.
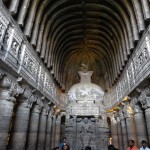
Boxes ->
[79,117,93,147]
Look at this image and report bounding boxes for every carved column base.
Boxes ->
[10,102,30,150]
[0,100,14,150]
[26,105,40,150]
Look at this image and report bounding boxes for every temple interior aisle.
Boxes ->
[0,0,150,150]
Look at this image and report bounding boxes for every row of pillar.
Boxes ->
[0,73,61,150]
[109,87,150,150]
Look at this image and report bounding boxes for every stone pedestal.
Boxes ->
[26,104,41,150]
[45,112,52,150]
[51,116,56,149]
[134,104,148,147]
[36,108,48,150]
[55,116,61,147]
[111,115,119,149]
[10,101,31,150]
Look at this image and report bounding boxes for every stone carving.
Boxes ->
[118,107,124,120]
[35,98,44,113]
[48,107,55,118]
[134,46,149,74]
[129,97,143,113]
[21,48,39,80]
[138,87,150,109]
[0,8,59,107]
[2,29,10,51]
[78,117,94,146]
[133,104,142,114]
[0,11,9,50]
[6,80,24,103]
[123,103,134,118]
[24,88,37,108]
[64,116,108,150]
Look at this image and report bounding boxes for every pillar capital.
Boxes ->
[118,107,125,120]
[123,102,134,118]
[22,88,37,108]
[130,97,143,114]
[138,86,150,109]
[42,108,49,116]
[6,79,25,103]
[56,115,61,122]
[52,114,56,119]
[133,104,143,114]
[32,97,44,113]
[48,107,54,118]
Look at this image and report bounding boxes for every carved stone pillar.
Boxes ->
[139,87,150,143]
[119,108,128,150]
[55,115,61,147]
[10,91,35,150]
[36,108,48,150]
[45,109,53,150]
[123,103,138,146]
[0,75,21,150]
[116,113,123,150]
[26,99,43,150]
[110,113,119,149]
[133,103,148,147]
[51,115,56,149]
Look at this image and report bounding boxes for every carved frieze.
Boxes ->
[127,61,135,89]
[133,45,149,76]
[0,8,58,103]
[0,11,9,51]
[19,44,39,86]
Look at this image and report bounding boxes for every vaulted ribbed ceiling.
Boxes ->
[4,0,149,91]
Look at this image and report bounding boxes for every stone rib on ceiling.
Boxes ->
[4,0,149,91]
[45,0,132,90]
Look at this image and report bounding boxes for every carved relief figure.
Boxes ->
[78,117,94,147]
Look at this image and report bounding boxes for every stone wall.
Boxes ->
[0,2,59,104]
[104,26,150,109]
